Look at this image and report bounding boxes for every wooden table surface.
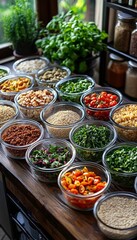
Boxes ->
[0,150,111,240]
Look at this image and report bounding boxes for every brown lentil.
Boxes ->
[0,105,16,124]
[1,124,41,146]
[39,67,68,82]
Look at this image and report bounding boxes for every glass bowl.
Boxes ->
[81,87,123,121]
[14,87,57,121]
[0,100,19,128]
[102,142,137,190]
[58,162,111,211]
[40,101,85,139]
[13,56,50,77]
[55,74,95,103]
[36,65,71,88]
[109,103,137,142]
[0,119,44,159]
[0,74,34,101]
[134,177,137,193]
[0,65,11,79]
[25,138,76,183]
[93,191,137,240]
[69,120,117,162]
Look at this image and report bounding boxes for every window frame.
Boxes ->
[0,0,58,61]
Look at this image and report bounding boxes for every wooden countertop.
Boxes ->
[0,150,110,240]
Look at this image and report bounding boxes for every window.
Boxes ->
[0,0,97,61]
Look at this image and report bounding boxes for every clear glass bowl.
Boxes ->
[69,120,117,162]
[109,103,137,142]
[0,119,44,159]
[36,65,71,88]
[55,74,95,103]
[40,101,85,139]
[58,162,111,211]
[80,87,123,121]
[0,65,11,79]
[134,177,137,193]
[14,86,57,121]
[0,100,19,128]
[93,191,137,240]
[13,56,50,77]
[25,138,76,183]
[102,142,137,190]
[0,74,34,101]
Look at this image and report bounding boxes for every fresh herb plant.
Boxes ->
[2,0,38,55]
[36,11,108,73]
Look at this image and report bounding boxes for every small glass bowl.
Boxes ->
[0,65,11,79]
[13,56,50,77]
[109,103,137,142]
[55,75,95,103]
[58,162,111,211]
[102,142,137,190]
[25,138,76,183]
[0,119,44,159]
[93,192,137,240]
[36,65,71,88]
[14,87,57,121]
[81,87,123,121]
[0,74,34,101]
[40,101,85,139]
[69,120,117,162]
[134,177,137,193]
[0,100,19,128]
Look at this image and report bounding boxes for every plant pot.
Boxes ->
[13,41,38,59]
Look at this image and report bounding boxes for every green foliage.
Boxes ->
[59,0,86,20]
[36,11,108,73]
[2,0,38,52]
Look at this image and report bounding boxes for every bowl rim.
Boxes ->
[69,120,117,151]
[25,138,76,172]
[80,87,123,111]
[58,161,111,199]
[55,74,95,96]
[40,101,85,128]
[109,102,137,130]
[0,65,11,75]
[36,65,71,84]
[102,142,137,176]
[13,56,50,74]
[93,191,137,231]
[0,74,34,96]
[0,119,44,148]
[134,176,137,193]
[14,86,57,109]
[0,100,19,125]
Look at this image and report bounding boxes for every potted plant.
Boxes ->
[36,11,108,75]
[2,0,39,57]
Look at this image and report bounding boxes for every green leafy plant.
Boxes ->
[2,0,39,55]
[36,11,108,73]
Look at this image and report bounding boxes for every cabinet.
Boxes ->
[99,0,137,87]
